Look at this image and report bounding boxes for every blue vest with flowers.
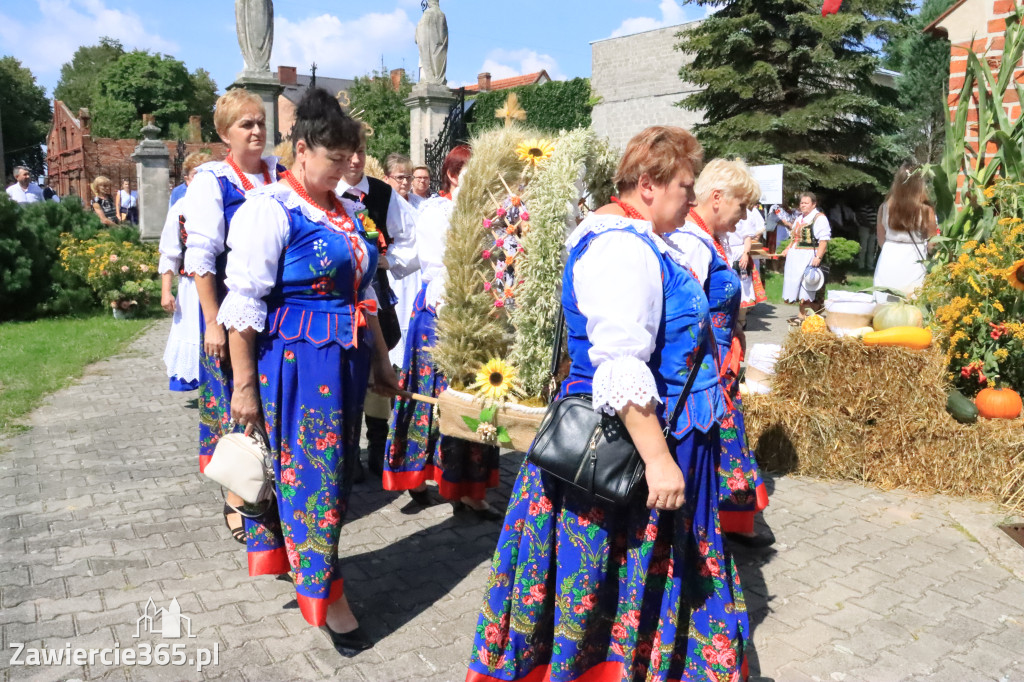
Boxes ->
[263,199,379,349]
[560,223,724,436]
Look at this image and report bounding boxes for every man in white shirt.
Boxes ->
[6,166,45,204]
[411,165,432,201]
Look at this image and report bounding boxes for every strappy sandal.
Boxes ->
[223,503,246,544]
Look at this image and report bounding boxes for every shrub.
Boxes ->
[468,78,593,136]
[59,231,160,317]
[0,197,105,320]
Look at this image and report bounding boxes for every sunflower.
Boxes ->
[468,358,517,400]
[516,139,555,167]
[1009,259,1024,291]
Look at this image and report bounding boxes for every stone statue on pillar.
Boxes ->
[416,0,448,86]
[235,0,274,78]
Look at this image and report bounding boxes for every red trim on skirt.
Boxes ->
[435,468,501,502]
[199,454,212,473]
[720,482,770,535]
[383,464,438,492]
[296,578,345,627]
[248,547,290,576]
[466,655,749,682]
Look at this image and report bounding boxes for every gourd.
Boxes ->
[946,390,978,423]
[848,326,874,338]
[975,387,1023,419]
[872,302,925,331]
[801,314,828,334]
[862,326,932,349]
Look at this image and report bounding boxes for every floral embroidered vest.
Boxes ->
[560,223,724,436]
[263,201,379,349]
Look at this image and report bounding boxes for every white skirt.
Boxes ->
[783,248,817,302]
[388,269,423,368]
[163,276,201,383]
[874,242,926,298]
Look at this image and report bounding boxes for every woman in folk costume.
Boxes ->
[728,207,768,322]
[467,127,748,682]
[222,88,399,653]
[158,151,211,392]
[873,163,937,300]
[184,88,283,543]
[384,145,504,521]
[662,158,773,549]
[780,191,831,321]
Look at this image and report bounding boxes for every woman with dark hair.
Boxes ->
[220,87,399,653]
[467,127,747,681]
[384,144,504,521]
[873,163,937,299]
[780,191,830,320]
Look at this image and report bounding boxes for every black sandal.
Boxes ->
[223,503,246,544]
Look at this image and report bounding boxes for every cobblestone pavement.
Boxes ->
[2,319,1024,682]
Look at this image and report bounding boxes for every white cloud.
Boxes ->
[273,9,416,78]
[609,0,692,38]
[0,0,178,78]
[476,48,565,83]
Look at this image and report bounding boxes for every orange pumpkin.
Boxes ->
[975,387,1023,419]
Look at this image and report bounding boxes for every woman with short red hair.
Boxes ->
[384,145,504,521]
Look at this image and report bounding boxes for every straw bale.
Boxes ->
[745,331,1024,512]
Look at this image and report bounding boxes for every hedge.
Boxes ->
[468,78,593,136]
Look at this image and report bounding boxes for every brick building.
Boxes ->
[926,0,1020,157]
[46,100,226,199]
[465,70,551,94]
[275,65,356,139]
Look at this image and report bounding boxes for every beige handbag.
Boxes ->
[204,422,276,514]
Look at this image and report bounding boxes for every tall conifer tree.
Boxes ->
[678,0,912,196]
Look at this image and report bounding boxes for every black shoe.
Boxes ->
[453,502,504,522]
[223,504,246,545]
[320,625,373,654]
[726,530,776,548]
[409,488,436,507]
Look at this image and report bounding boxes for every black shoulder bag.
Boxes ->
[527,306,713,506]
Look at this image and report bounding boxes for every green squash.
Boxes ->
[873,302,925,331]
[946,390,979,424]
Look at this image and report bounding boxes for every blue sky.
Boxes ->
[0,0,714,97]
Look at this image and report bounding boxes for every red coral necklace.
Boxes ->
[282,171,354,233]
[687,209,728,260]
[610,196,646,221]
[225,154,271,191]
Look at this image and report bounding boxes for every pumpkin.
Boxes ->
[975,387,1023,419]
[801,314,828,333]
[872,302,925,331]
[862,326,932,349]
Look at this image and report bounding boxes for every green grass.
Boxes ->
[0,314,153,433]
[762,268,875,305]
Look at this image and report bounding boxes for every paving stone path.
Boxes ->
[1,313,1023,682]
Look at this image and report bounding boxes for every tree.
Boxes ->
[89,51,218,140]
[343,69,413,161]
[884,0,956,164]
[0,57,50,177]
[678,0,912,197]
[53,38,125,113]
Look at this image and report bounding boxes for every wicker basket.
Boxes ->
[437,388,547,451]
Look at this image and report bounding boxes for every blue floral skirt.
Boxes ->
[198,316,231,472]
[243,332,371,627]
[466,426,748,682]
[384,285,500,501]
[718,390,768,535]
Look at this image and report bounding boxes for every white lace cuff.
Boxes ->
[158,255,180,275]
[592,356,661,416]
[184,249,216,277]
[216,292,267,332]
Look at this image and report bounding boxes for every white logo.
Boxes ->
[135,598,196,639]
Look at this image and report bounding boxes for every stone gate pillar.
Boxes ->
[131,119,170,242]
[405,82,456,167]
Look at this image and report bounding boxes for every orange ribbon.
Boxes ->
[353,298,378,344]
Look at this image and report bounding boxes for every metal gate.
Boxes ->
[424,87,467,195]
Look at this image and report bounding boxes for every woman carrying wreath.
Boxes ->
[221,88,398,653]
[384,145,504,521]
[662,158,773,548]
[466,127,747,682]
[183,88,282,543]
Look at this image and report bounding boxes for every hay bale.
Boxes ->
[746,332,1024,512]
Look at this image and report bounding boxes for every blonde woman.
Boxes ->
[662,158,772,547]
[90,176,119,226]
[158,152,212,392]
[183,88,282,543]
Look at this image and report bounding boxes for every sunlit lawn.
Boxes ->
[762,267,875,305]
